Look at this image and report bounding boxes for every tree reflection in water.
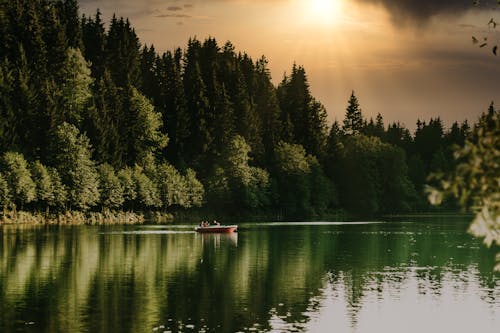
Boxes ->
[0,218,498,333]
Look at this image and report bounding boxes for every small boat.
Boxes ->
[195,225,238,233]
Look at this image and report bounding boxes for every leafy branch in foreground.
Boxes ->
[472,0,500,55]
[427,103,500,270]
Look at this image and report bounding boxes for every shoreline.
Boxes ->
[0,209,468,226]
[0,210,175,226]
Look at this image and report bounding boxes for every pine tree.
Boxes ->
[212,84,235,156]
[140,44,158,99]
[343,91,364,135]
[254,56,282,165]
[105,16,141,87]
[304,98,328,158]
[232,66,263,163]
[59,0,83,50]
[41,3,68,79]
[183,39,211,170]
[0,59,16,152]
[82,10,106,79]
[156,51,189,168]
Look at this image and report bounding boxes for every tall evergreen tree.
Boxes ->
[343,91,364,135]
[254,56,282,165]
[58,0,83,50]
[183,39,211,170]
[82,10,106,78]
[105,16,140,87]
[156,51,189,168]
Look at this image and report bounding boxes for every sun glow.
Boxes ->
[307,0,344,26]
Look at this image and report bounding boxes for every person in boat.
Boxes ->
[213,220,220,226]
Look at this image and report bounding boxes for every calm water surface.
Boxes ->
[0,216,498,333]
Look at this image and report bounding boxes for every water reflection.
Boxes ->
[0,219,498,333]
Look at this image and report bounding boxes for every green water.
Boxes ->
[0,216,498,333]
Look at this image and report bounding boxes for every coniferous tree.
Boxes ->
[82,10,106,78]
[323,120,343,181]
[59,0,83,50]
[105,16,140,87]
[140,44,158,99]
[343,91,364,135]
[254,56,282,165]
[183,39,211,170]
[212,84,235,156]
[41,3,67,79]
[278,64,313,146]
[0,60,15,152]
[157,51,189,168]
[83,70,123,166]
[304,98,328,158]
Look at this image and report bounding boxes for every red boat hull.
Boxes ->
[195,225,238,233]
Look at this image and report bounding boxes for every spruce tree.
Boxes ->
[343,91,364,135]
[82,10,106,79]
[254,56,282,165]
[183,39,211,170]
[105,16,141,87]
[59,0,83,50]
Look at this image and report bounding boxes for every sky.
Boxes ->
[78,0,500,130]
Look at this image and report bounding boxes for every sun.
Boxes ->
[307,0,344,26]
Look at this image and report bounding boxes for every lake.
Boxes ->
[0,216,498,333]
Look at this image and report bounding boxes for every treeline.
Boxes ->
[0,0,492,220]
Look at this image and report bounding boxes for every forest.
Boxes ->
[0,0,496,221]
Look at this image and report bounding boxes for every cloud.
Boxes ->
[353,0,475,24]
[167,6,183,11]
[156,13,192,18]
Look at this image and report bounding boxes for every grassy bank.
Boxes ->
[0,210,150,225]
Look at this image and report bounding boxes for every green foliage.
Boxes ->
[132,165,161,209]
[31,160,67,209]
[58,47,93,125]
[275,141,311,174]
[156,162,187,208]
[207,136,269,210]
[273,142,335,218]
[97,163,124,209]
[52,122,99,210]
[184,169,204,208]
[0,1,490,222]
[1,151,36,208]
[125,87,168,163]
[117,167,137,206]
[428,106,500,257]
[337,135,415,215]
[0,172,11,210]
